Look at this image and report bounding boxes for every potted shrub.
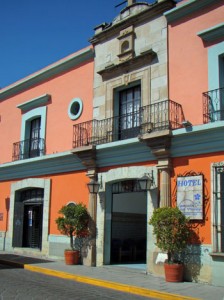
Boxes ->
[55,203,89,265]
[149,206,191,282]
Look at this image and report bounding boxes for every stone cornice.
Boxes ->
[0,152,82,181]
[171,122,224,157]
[0,47,94,101]
[197,23,224,42]
[0,122,224,181]
[164,0,220,23]
[17,94,51,112]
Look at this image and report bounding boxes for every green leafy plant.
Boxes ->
[149,207,191,263]
[55,203,89,251]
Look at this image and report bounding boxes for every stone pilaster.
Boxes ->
[72,145,97,266]
[157,158,172,207]
[139,130,172,207]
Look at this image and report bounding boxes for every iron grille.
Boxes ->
[203,87,224,123]
[73,99,184,148]
[12,138,45,161]
[112,180,142,194]
[213,164,224,253]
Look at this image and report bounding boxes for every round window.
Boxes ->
[68,98,83,120]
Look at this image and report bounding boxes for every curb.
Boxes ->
[25,264,200,300]
[0,259,201,300]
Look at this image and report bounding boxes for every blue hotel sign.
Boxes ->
[177,175,203,220]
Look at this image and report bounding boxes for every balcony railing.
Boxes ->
[73,100,184,148]
[203,87,224,123]
[12,138,45,161]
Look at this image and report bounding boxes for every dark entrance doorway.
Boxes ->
[110,180,147,264]
[23,204,43,248]
[12,188,44,249]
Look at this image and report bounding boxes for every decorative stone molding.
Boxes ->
[139,130,172,207]
[72,145,97,170]
[117,26,135,62]
[97,50,156,80]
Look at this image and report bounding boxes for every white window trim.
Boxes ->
[21,106,47,142]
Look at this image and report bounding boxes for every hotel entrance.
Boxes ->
[110,180,147,264]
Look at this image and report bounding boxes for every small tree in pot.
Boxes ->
[149,207,191,282]
[55,203,89,265]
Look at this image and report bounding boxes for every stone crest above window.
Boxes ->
[117,26,135,62]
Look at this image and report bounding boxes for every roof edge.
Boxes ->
[164,0,219,23]
[0,46,94,101]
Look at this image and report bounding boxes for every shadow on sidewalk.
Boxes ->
[0,254,53,267]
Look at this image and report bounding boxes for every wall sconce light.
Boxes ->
[87,179,100,194]
[138,171,155,191]
[182,120,192,128]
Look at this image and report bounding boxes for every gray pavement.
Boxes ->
[0,252,224,300]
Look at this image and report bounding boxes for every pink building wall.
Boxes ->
[168,1,224,125]
[0,47,94,163]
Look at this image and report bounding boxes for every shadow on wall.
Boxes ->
[180,230,202,282]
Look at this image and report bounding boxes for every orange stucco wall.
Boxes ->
[0,170,89,234]
[171,152,224,245]
[0,47,94,163]
[168,1,224,125]
[0,181,12,232]
[49,171,89,235]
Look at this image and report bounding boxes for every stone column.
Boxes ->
[157,158,172,207]
[82,169,97,267]
[138,133,172,208]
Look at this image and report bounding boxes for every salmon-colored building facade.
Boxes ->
[0,0,224,288]
[165,0,224,286]
[0,47,94,257]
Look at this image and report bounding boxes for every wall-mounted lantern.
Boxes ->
[87,179,100,194]
[138,171,155,191]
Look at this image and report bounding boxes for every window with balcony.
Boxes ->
[203,43,224,123]
[13,106,47,161]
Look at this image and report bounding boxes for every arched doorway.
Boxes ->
[110,180,147,264]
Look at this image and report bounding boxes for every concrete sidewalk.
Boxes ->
[0,252,224,300]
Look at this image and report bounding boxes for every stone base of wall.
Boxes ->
[0,231,6,250]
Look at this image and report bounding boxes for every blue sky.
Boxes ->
[0,0,180,89]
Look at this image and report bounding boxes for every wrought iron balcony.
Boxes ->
[203,87,224,123]
[73,100,184,148]
[12,138,45,161]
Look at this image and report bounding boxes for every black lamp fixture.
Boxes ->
[138,171,154,191]
[87,179,100,194]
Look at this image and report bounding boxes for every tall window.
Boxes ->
[213,163,224,253]
[119,85,141,140]
[219,55,224,120]
[29,117,41,158]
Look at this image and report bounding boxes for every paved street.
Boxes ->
[0,264,156,300]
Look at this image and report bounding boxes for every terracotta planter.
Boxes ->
[64,250,79,265]
[164,263,184,282]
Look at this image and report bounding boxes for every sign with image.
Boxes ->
[177,175,203,220]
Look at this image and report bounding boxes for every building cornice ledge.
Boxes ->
[164,0,219,23]
[0,47,94,101]
[197,23,224,42]
[17,94,51,112]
